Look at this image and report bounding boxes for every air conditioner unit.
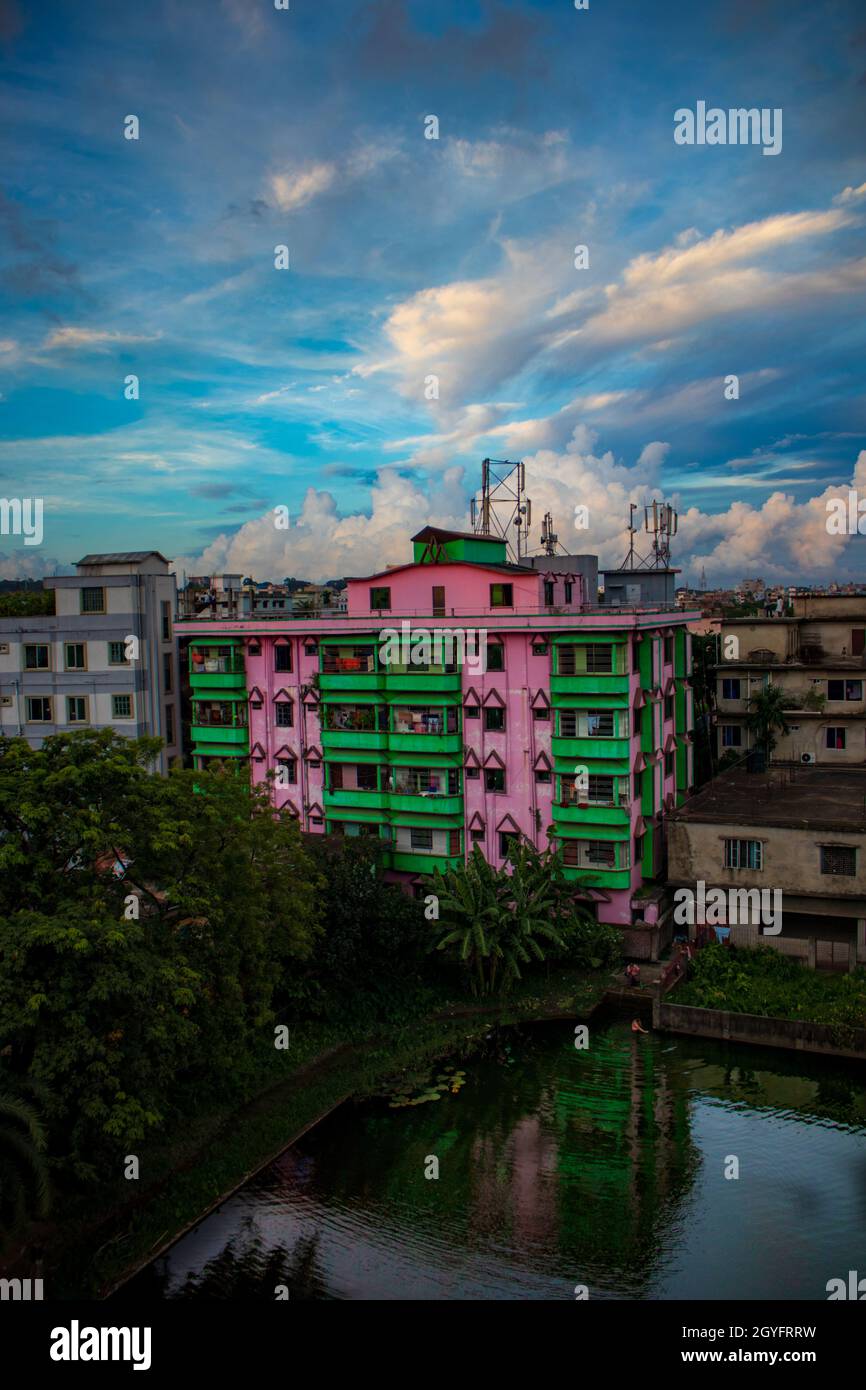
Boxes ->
[801,752,816,764]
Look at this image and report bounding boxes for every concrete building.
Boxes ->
[714,604,866,764]
[667,764,866,970]
[180,525,698,930]
[0,552,181,773]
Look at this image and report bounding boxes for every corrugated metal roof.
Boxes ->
[78,551,170,565]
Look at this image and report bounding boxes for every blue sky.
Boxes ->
[1,0,865,583]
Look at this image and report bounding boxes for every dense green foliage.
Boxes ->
[0,731,321,1192]
[0,589,54,617]
[677,944,866,1028]
[428,841,621,996]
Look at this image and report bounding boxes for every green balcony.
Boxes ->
[552,802,630,827]
[190,669,247,692]
[319,672,386,692]
[322,730,389,751]
[191,724,249,747]
[387,792,463,816]
[324,787,390,811]
[381,671,462,693]
[388,732,462,755]
[550,674,629,697]
[387,851,464,875]
[560,865,632,890]
[551,736,630,761]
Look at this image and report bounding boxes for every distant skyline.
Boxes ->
[1,0,865,585]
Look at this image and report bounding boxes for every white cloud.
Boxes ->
[270,162,337,211]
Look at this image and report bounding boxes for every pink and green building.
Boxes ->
[182,527,697,926]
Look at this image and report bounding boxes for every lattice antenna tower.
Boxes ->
[470,458,532,563]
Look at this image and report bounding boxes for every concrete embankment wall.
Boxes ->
[654,998,866,1061]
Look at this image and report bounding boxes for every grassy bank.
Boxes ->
[675,944,866,1027]
[36,965,609,1298]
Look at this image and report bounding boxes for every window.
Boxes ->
[466,765,480,779]
[634,833,644,866]
[560,710,577,737]
[274,644,292,672]
[66,696,87,723]
[24,644,49,670]
[588,774,615,803]
[586,644,614,673]
[586,711,615,737]
[532,706,550,721]
[276,757,298,785]
[664,695,674,721]
[828,679,863,701]
[721,725,742,748]
[665,751,674,777]
[558,644,613,675]
[448,829,461,856]
[826,727,846,750]
[275,701,294,727]
[499,831,520,859]
[633,770,643,801]
[465,705,480,719]
[108,641,128,665]
[25,696,52,722]
[535,768,551,783]
[544,581,555,606]
[484,706,505,732]
[165,704,175,745]
[489,583,513,608]
[485,767,505,793]
[410,827,433,851]
[161,601,172,641]
[470,827,485,842]
[112,694,133,719]
[582,840,616,868]
[723,838,762,870]
[65,642,86,670]
[485,644,505,672]
[304,643,317,657]
[81,587,105,614]
[820,845,856,877]
[432,585,445,616]
[370,586,391,611]
[532,642,548,656]
[722,678,741,700]
[664,635,674,664]
[564,581,573,603]
[357,764,378,790]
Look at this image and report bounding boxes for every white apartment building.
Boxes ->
[0,552,181,773]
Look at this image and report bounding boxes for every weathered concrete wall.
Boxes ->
[654,999,866,1061]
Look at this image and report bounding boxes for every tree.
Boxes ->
[746,683,790,757]
[0,1077,52,1243]
[427,841,615,996]
[0,731,322,1181]
[294,834,427,1017]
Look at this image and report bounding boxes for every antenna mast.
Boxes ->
[470,458,532,563]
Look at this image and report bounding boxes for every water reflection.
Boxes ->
[121,1020,866,1301]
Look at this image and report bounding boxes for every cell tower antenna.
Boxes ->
[616,499,679,570]
[470,458,532,562]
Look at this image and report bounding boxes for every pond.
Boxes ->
[121,1019,866,1300]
